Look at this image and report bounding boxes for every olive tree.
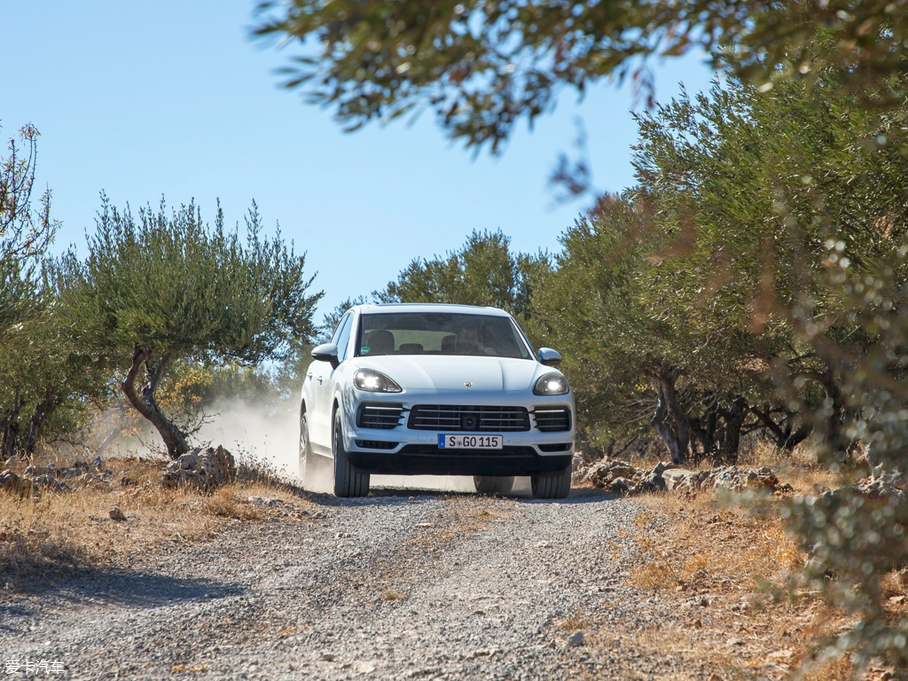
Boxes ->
[378,229,551,329]
[67,195,322,459]
[0,123,81,458]
[0,261,114,459]
[254,0,908,152]
[0,123,56,333]
[628,72,908,671]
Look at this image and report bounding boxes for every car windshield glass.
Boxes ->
[357,313,532,359]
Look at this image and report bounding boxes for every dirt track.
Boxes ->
[0,484,692,680]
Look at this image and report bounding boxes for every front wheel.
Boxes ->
[531,466,571,499]
[333,411,370,498]
[474,475,515,495]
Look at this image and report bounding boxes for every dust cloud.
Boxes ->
[196,399,300,483]
[196,399,481,495]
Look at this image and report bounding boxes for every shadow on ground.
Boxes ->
[0,567,244,634]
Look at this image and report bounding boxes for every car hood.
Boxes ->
[352,355,547,393]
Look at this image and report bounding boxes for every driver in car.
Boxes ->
[457,325,494,354]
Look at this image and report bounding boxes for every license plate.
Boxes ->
[438,434,503,449]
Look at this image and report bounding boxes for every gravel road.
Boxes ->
[0,483,681,680]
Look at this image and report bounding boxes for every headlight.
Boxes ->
[533,373,570,396]
[354,369,402,393]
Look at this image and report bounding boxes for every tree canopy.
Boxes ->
[64,195,322,458]
[377,229,551,332]
[0,123,56,333]
[255,0,908,151]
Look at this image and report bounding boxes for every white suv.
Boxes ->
[299,303,574,498]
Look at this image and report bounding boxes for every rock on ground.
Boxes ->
[161,446,236,493]
[577,456,794,496]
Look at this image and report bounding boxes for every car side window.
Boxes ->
[334,313,355,362]
[330,313,351,345]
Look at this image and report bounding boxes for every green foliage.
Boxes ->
[0,123,56,334]
[67,195,323,457]
[785,486,908,673]
[532,197,654,436]
[629,74,908,674]
[74,195,320,364]
[379,229,551,329]
[0,124,98,458]
[0,259,114,459]
[255,0,908,151]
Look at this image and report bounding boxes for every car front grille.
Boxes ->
[357,404,405,429]
[408,405,530,432]
[532,408,572,432]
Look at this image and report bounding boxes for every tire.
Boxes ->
[333,411,370,498]
[531,465,571,499]
[473,475,515,495]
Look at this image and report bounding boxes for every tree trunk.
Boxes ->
[819,369,851,457]
[121,345,189,459]
[650,370,690,465]
[689,396,719,462]
[1,389,23,460]
[717,396,748,464]
[752,406,812,452]
[20,387,61,457]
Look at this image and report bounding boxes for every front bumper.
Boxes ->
[341,395,574,476]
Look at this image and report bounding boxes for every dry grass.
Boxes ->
[0,452,316,589]
[610,456,898,679]
[618,493,828,678]
[405,495,513,547]
[381,589,406,601]
[568,443,891,680]
[553,611,591,631]
[627,494,804,594]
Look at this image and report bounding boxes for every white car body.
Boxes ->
[299,303,575,498]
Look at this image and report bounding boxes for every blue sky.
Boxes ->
[4,1,715,322]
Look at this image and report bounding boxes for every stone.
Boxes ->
[161,446,236,493]
[609,478,630,495]
[709,465,781,493]
[109,506,128,521]
[854,467,906,501]
[0,469,69,497]
[579,458,794,498]
[663,468,702,491]
[24,464,55,479]
[566,632,585,648]
[0,469,32,497]
[572,451,593,471]
[587,460,639,489]
[248,496,283,507]
[635,465,668,493]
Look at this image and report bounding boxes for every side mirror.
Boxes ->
[537,347,562,367]
[312,343,340,369]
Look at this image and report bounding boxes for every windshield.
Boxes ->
[356,312,532,359]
